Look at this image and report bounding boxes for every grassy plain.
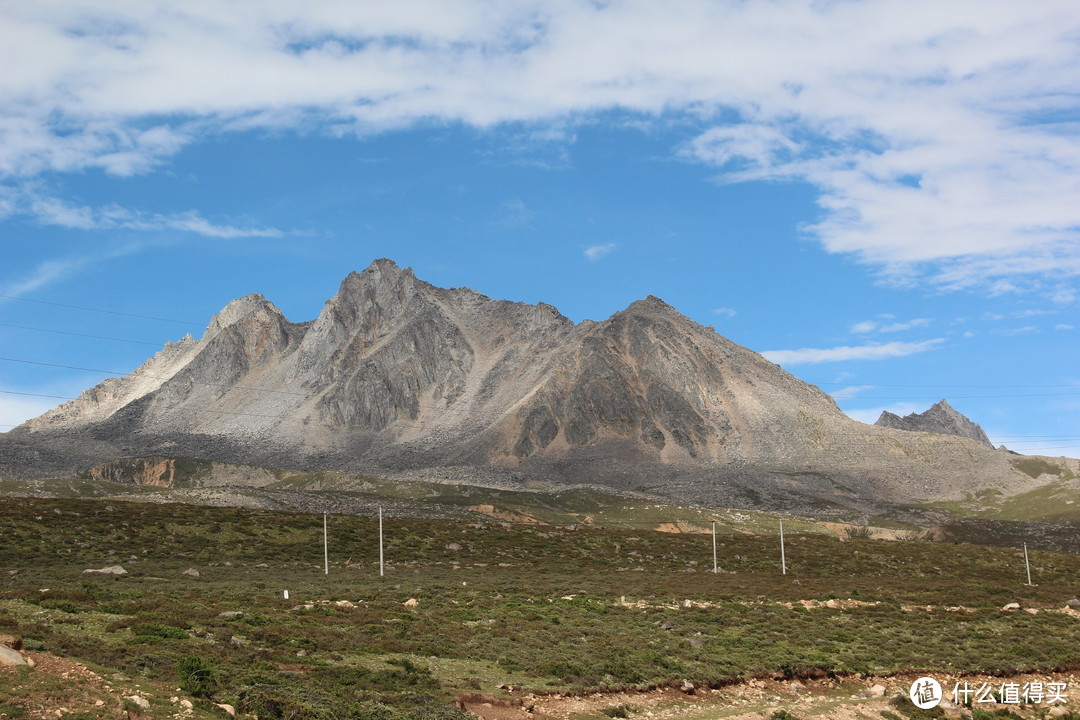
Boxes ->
[1,496,1079,720]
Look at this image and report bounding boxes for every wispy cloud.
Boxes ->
[584,243,617,261]
[712,307,737,318]
[843,403,926,425]
[0,394,59,432]
[0,242,147,297]
[1,2,1079,290]
[1056,324,1075,331]
[761,338,946,365]
[829,385,875,399]
[490,199,534,229]
[13,192,284,239]
[852,317,933,334]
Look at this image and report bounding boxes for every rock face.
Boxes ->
[875,400,994,449]
[0,259,1035,512]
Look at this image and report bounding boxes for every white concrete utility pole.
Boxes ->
[779,519,787,575]
[712,520,718,573]
[1023,542,1034,586]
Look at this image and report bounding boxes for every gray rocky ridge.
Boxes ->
[0,259,1037,513]
[875,400,994,448]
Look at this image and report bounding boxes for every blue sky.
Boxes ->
[1,1,1078,455]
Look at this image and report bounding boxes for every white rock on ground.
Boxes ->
[124,696,150,710]
[83,565,127,575]
[0,646,27,666]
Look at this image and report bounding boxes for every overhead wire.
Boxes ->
[0,294,203,326]
[0,322,163,346]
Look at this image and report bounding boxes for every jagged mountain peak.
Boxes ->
[875,399,994,448]
[621,294,677,317]
[1,259,1035,512]
[207,293,285,333]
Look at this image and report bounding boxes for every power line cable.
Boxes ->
[0,294,203,326]
[830,393,1080,399]
[0,357,310,397]
[816,381,1080,388]
[0,322,164,346]
[0,389,80,399]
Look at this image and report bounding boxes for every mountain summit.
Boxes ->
[875,400,994,449]
[0,260,1033,513]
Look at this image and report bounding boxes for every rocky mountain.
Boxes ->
[875,400,994,449]
[0,259,1038,515]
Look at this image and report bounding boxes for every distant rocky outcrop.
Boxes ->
[0,259,1038,513]
[875,400,994,449]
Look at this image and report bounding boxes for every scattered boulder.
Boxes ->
[404,598,419,607]
[182,568,201,578]
[334,600,355,608]
[680,680,695,694]
[0,646,27,666]
[868,684,887,698]
[1066,598,1080,609]
[825,599,841,610]
[1002,602,1021,611]
[218,611,244,618]
[181,699,193,709]
[215,703,237,717]
[446,543,462,551]
[83,565,127,575]
[124,695,151,710]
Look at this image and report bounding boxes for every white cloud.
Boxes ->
[879,318,932,333]
[1051,287,1077,305]
[843,403,925,425]
[584,243,616,261]
[712,307,737,318]
[491,199,534,228]
[1,1,1079,289]
[852,317,931,333]
[829,385,875,399]
[761,338,946,365]
[1056,324,1075,330]
[0,394,63,432]
[12,192,284,239]
[991,325,1039,336]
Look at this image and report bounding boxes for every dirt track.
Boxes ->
[460,671,1079,720]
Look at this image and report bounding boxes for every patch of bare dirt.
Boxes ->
[654,522,708,534]
[465,671,1080,720]
[0,648,216,719]
[468,505,547,524]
